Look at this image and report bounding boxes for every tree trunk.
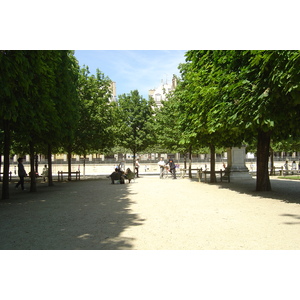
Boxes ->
[47,144,53,186]
[270,147,274,176]
[256,130,271,191]
[1,120,11,200]
[133,152,136,173]
[83,155,86,178]
[67,149,72,181]
[209,144,217,183]
[35,153,38,174]
[188,145,192,178]
[29,142,37,192]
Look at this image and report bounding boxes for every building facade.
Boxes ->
[148,75,177,108]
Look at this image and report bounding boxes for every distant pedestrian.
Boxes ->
[158,157,165,179]
[135,159,140,178]
[42,165,48,182]
[118,161,125,172]
[15,158,27,190]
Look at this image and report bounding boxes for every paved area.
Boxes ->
[1,175,300,249]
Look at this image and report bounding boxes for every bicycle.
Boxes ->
[162,166,171,179]
[162,166,177,179]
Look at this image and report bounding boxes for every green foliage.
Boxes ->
[175,50,300,190]
[116,90,156,156]
[73,66,115,156]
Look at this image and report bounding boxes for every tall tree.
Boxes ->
[73,66,115,176]
[0,51,32,199]
[116,90,155,170]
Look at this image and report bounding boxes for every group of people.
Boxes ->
[284,160,300,171]
[108,167,135,184]
[109,156,178,183]
[158,156,177,179]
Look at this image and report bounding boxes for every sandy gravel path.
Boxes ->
[1,176,300,250]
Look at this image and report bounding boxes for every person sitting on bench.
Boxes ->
[108,168,125,184]
[125,168,135,183]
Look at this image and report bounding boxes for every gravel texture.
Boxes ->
[1,175,300,250]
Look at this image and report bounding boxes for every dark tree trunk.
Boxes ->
[2,120,11,200]
[35,153,38,174]
[270,147,274,176]
[209,144,217,183]
[47,143,53,186]
[67,149,72,181]
[29,142,37,192]
[256,130,271,191]
[188,145,192,178]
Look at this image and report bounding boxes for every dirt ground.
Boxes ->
[1,175,300,250]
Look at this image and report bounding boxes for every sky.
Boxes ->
[74,50,187,99]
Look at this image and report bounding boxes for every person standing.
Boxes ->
[166,156,177,179]
[135,158,140,178]
[158,157,166,179]
[42,165,48,182]
[15,158,27,190]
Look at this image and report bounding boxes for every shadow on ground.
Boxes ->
[194,176,300,205]
[0,178,143,250]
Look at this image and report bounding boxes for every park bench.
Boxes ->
[270,166,283,176]
[57,171,80,181]
[197,169,230,183]
[283,169,299,176]
[179,168,200,178]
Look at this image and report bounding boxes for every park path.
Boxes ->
[1,175,300,249]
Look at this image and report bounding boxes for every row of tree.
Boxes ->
[154,50,300,191]
[2,50,300,199]
[0,51,157,200]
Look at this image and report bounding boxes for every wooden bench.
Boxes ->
[57,171,80,181]
[197,169,230,183]
[179,168,200,178]
[283,169,299,176]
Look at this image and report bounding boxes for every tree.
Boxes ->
[220,51,300,190]
[116,90,156,170]
[0,51,33,199]
[73,66,115,176]
[171,51,244,182]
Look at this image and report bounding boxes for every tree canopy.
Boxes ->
[168,50,300,190]
[116,90,156,170]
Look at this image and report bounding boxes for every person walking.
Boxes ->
[166,156,177,179]
[15,158,27,190]
[158,157,166,179]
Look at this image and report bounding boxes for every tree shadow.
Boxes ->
[214,177,300,205]
[0,179,144,250]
